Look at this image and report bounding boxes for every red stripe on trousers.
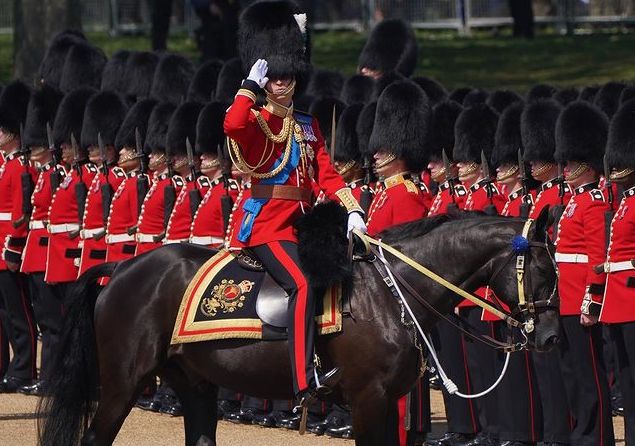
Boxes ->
[19,275,37,378]
[588,332,605,446]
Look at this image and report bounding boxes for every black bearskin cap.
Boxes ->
[521,99,562,163]
[453,103,499,165]
[369,80,431,172]
[238,0,310,81]
[24,84,63,148]
[114,98,158,150]
[81,91,129,149]
[579,85,600,103]
[125,51,160,101]
[0,80,31,135]
[187,59,224,103]
[340,74,374,105]
[356,101,377,156]
[166,102,204,156]
[410,76,447,106]
[555,101,608,172]
[38,30,86,89]
[594,81,626,119]
[101,50,131,94]
[428,100,463,161]
[463,89,489,107]
[52,87,96,147]
[150,53,195,105]
[372,70,405,100]
[448,87,472,104]
[606,99,635,170]
[486,90,522,114]
[553,87,579,106]
[492,101,525,168]
[307,70,345,99]
[526,84,557,102]
[196,101,226,155]
[144,102,176,154]
[309,97,346,150]
[358,19,417,77]
[620,86,635,106]
[334,103,364,163]
[215,58,244,106]
[59,42,107,94]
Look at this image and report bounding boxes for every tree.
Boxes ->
[13,0,82,83]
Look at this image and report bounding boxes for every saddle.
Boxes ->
[171,249,343,345]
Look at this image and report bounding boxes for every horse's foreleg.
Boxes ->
[351,384,400,446]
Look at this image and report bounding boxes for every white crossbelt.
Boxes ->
[163,238,188,245]
[0,212,11,221]
[48,223,80,234]
[80,227,105,239]
[29,220,46,230]
[602,260,635,273]
[555,253,588,263]
[189,235,224,246]
[136,233,160,243]
[106,233,136,244]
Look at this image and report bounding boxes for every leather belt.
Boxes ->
[555,253,588,263]
[163,238,188,244]
[136,233,161,243]
[601,260,635,273]
[81,227,106,239]
[48,223,80,234]
[190,235,224,246]
[29,220,46,230]
[0,212,11,221]
[106,233,136,244]
[251,184,313,202]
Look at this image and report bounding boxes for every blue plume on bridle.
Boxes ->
[511,235,530,254]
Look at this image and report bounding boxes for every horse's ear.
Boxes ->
[534,205,550,239]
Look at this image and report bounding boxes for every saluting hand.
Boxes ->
[247,59,269,89]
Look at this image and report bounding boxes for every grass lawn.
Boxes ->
[1,29,635,92]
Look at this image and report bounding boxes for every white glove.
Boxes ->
[247,59,269,89]
[347,212,367,239]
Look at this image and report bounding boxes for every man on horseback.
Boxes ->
[224,0,366,403]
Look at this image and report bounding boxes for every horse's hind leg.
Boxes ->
[351,384,400,446]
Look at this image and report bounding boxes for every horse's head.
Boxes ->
[488,206,560,352]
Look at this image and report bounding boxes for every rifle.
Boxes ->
[359,156,373,214]
[98,132,114,229]
[15,124,33,227]
[71,133,87,238]
[518,149,531,219]
[603,153,615,250]
[219,139,234,233]
[443,149,459,212]
[480,150,498,216]
[161,155,176,240]
[550,162,566,241]
[186,137,202,219]
[47,122,62,192]
[135,127,149,217]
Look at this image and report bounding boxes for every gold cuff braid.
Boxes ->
[335,187,363,214]
[236,89,257,102]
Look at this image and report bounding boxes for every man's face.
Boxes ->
[265,78,293,95]
[360,67,382,80]
[428,160,445,182]
[0,128,15,149]
[118,147,139,172]
[373,151,396,176]
[29,146,49,164]
[61,144,74,165]
[148,151,166,172]
[457,161,480,183]
[529,161,556,182]
[200,153,220,177]
[496,162,519,185]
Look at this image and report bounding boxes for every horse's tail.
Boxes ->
[37,262,118,446]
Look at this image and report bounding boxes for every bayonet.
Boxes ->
[18,123,33,222]
[330,105,337,161]
[557,162,565,203]
[135,127,147,174]
[480,150,493,199]
[71,133,82,178]
[98,132,108,177]
[186,137,197,180]
[47,122,61,191]
[603,153,614,208]
[442,149,456,201]
[517,149,531,218]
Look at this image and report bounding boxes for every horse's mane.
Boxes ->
[380,211,489,244]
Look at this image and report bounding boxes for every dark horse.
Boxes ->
[38,210,560,446]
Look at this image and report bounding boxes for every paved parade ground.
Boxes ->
[0,390,625,445]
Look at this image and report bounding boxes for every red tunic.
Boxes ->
[555,182,608,316]
[135,173,178,255]
[224,93,347,248]
[427,182,468,217]
[45,164,98,283]
[165,176,210,243]
[190,178,240,248]
[529,179,572,221]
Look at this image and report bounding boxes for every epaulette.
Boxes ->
[112,166,126,179]
[86,163,98,174]
[197,176,211,188]
[590,189,605,201]
[172,175,185,188]
[293,109,313,124]
[454,184,468,197]
[404,180,419,194]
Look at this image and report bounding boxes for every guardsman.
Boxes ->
[19,84,64,395]
[357,18,417,79]
[0,80,38,393]
[45,87,98,285]
[225,0,366,402]
[553,101,614,446]
[519,98,572,446]
[104,99,156,264]
[601,98,635,444]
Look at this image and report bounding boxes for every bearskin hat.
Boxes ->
[428,100,463,162]
[38,30,86,89]
[492,101,524,168]
[526,84,557,102]
[59,42,107,94]
[620,86,635,106]
[23,84,63,148]
[52,87,96,147]
[486,90,522,114]
[81,91,129,149]
[196,101,226,155]
[166,102,204,156]
[125,51,160,102]
[579,85,600,103]
[553,87,579,106]
[594,81,626,119]
[449,87,472,104]
[187,59,224,103]
[373,70,405,101]
[453,103,499,166]
[606,99,635,170]
[555,101,608,172]
[0,80,31,136]
[369,80,431,172]
[101,50,131,95]
[114,98,158,150]
[520,99,562,163]
[215,57,244,106]
[358,19,417,77]
[307,69,345,99]
[356,101,377,157]
[463,89,489,107]
[144,102,176,154]
[238,0,310,82]
[309,97,346,151]
[410,76,447,106]
[333,103,364,163]
[340,74,374,105]
[150,53,195,105]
